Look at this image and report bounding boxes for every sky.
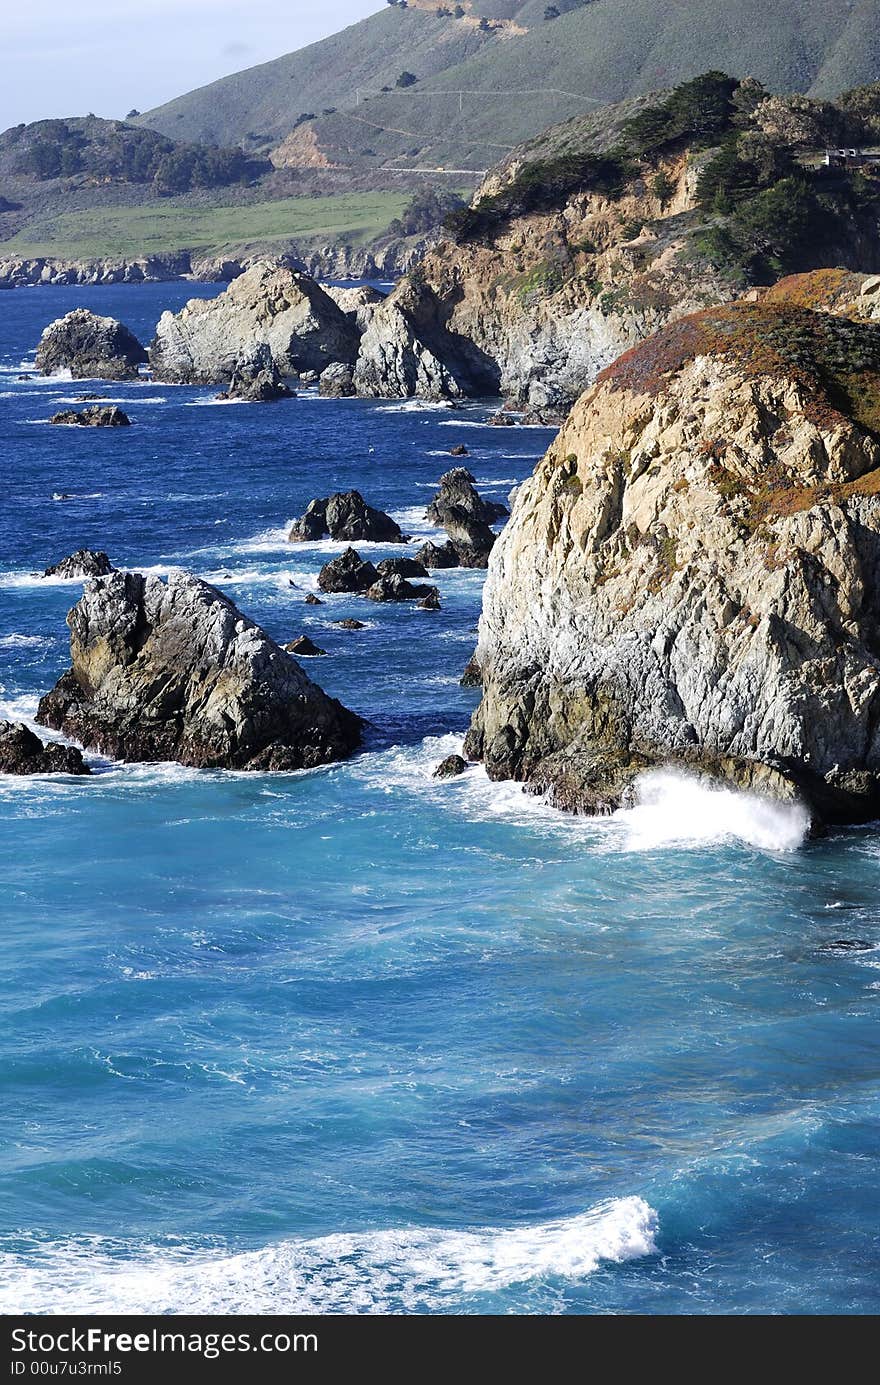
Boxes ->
[0,0,380,132]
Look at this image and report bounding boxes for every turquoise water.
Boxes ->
[1,283,879,1315]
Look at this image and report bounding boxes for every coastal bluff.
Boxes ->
[465,301,880,825]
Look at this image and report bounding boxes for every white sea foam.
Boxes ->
[0,634,50,650]
[365,736,809,854]
[374,399,459,414]
[0,1197,657,1314]
[615,769,810,853]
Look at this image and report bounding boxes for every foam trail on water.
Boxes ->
[617,769,810,853]
[0,1197,658,1314]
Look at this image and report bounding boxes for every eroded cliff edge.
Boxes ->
[464,300,880,825]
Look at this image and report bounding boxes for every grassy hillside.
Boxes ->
[137,7,508,149]
[0,191,413,261]
[139,0,880,176]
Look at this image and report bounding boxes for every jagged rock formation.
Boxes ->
[289,491,406,544]
[150,262,360,384]
[36,571,361,770]
[317,549,379,593]
[35,309,146,380]
[215,343,294,401]
[0,721,90,776]
[352,277,487,401]
[49,406,131,427]
[465,301,880,825]
[323,286,386,333]
[44,550,114,579]
[426,468,507,568]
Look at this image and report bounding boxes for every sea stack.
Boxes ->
[465,302,880,825]
[36,571,362,770]
[35,309,147,380]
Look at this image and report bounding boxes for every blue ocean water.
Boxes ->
[1,282,879,1315]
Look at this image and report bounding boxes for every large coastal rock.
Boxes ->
[35,309,147,380]
[352,279,485,401]
[317,549,379,594]
[0,722,90,776]
[36,571,362,770]
[289,492,406,544]
[465,302,880,825]
[150,262,360,384]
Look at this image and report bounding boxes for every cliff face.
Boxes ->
[465,302,880,824]
[387,148,724,408]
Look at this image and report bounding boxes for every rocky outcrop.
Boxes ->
[215,343,294,401]
[0,721,90,776]
[465,301,880,825]
[433,753,468,779]
[414,539,460,570]
[150,261,360,384]
[36,309,147,380]
[44,549,114,580]
[36,571,361,770]
[317,548,379,593]
[50,407,131,427]
[375,557,429,580]
[426,468,507,568]
[323,286,386,332]
[365,574,439,604]
[334,618,366,630]
[352,278,488,402]
[764,268,880,322]
[285,635,326,656]
[318,363,355,397]
[289,491,406,544]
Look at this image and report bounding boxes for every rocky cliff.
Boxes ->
[37,570,362,771]
[464,300,880,825]
[351,76,880,408]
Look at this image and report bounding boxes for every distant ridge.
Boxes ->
[139,1,880,174]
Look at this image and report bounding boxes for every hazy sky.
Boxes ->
[0,0,380,132]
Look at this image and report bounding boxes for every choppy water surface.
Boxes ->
[1,284,879,1314]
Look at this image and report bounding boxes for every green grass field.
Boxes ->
[3,191,413,261]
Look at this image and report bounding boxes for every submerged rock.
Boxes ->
[289,491,406,544]
[487,412,516,427]
[334,618,367,630]
[285,635,327,656]
[44,549,114,580]
[50,406,131,427]
[150,261,359,384]
[317,548,379,594]
[0,721,90,776]
[304,593,323,606]
[433,753,468,779]
[35,308,147,380]
[36,570,361,770]
[417,590,441,610]
[450,444,470,456]
[465,301,880,825]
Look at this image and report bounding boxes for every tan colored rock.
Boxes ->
[465,302,880,824]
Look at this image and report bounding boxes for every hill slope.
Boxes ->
[140,1,880,175]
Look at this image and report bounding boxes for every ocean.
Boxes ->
[1,282,879,1315]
